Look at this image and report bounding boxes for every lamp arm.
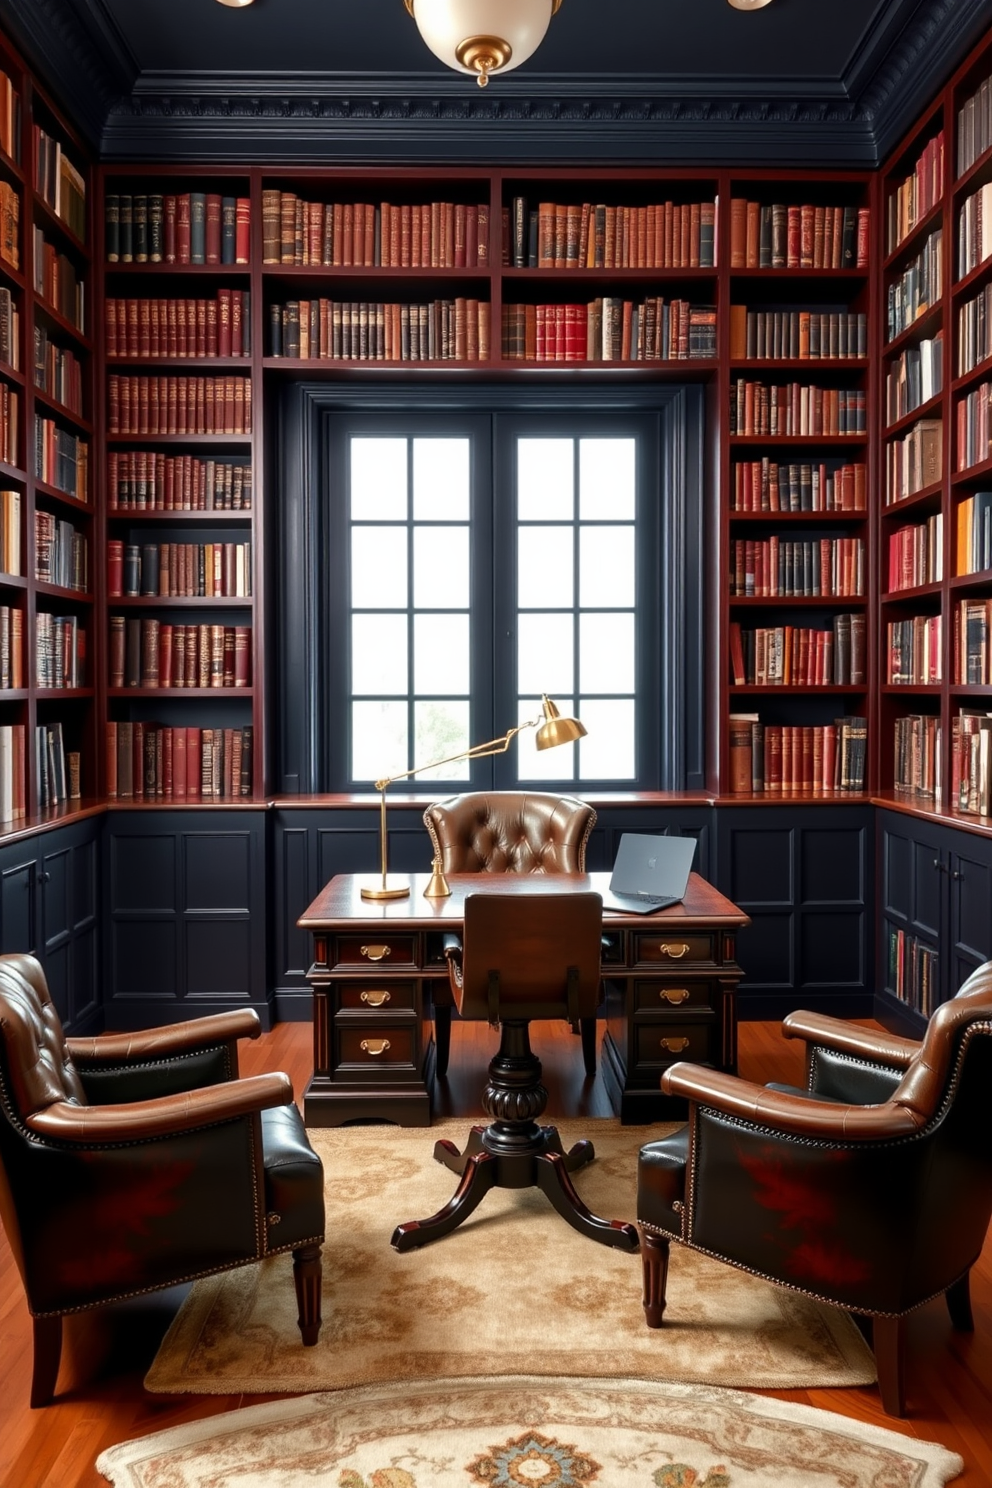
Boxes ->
[373,715,542,792]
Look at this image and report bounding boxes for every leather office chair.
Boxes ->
[424,791,598,1076]
[0,953,325,1407]
[391,892,638,1255]
[636,960,992,1416]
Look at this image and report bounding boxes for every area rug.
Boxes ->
[145,1120,876,1395]
[100,1374,963,1487]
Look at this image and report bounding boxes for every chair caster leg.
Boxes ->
[292,1243,323,1346]
[640,1228,670,1328]
[30,1315,62,1407]
[873,1314,906,1417]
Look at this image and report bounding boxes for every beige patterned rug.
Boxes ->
[101,1375,963,1487]
[145,1120,876,1395]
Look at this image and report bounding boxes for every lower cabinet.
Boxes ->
[714,804,874,1020]
[876,808,992,1032]
[103,809,270,1027]
[0,816,101,1034]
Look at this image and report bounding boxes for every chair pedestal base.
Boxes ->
[391,1018,639,1255]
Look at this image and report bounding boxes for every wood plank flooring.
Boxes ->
[1,1017,990,1486]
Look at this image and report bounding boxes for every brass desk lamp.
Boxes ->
[361,694,587,902]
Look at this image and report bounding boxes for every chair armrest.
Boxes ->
[781,1011,919,1069]
[65,1009,262,1066]
[26,1071,292,1144]
[660,1062,922,1140]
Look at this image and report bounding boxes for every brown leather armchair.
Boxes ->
[391,891,638,1255]
[637,961,992,1416]
[424,791,598,1075]
[0,953,325,1407]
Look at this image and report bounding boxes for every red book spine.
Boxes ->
[164,195,177,263]
[107,539,123,597]
[186,727,201,798]
[205,193,222,264]
[173,726,187,797]
[235,198,251,264]
[176,194,191,264]
[218,288,232,357]
[105,720,118,798]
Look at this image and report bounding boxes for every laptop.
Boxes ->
[601,832,696,915]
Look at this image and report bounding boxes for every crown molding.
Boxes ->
[0,0,136,145]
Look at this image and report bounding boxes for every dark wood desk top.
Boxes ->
[298,870,749,932]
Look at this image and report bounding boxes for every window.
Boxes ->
[327,408,660,792]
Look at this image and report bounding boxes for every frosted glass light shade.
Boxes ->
[727,0,772,9]
[405,0,561,84]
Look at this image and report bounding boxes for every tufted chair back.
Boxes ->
[0,954,88,1121]
[424,792,596,875]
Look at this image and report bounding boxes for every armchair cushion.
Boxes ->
[261,1104,325,1243]
[637,1126,689,1234]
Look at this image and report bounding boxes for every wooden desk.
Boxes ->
[298,871,749,1126]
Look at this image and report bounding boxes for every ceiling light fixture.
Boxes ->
[215,0,255,8]
[727,0,773,9]
[404,0,563,87]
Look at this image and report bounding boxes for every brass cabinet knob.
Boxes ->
[659,942,690,959]
[360,1038,391,1056]
[361,944,391,961]
[360,989,391,1006]
[660,988,689,1004]
[660,1036,690,1053]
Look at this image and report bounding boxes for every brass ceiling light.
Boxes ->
[215,0,255,7]
[404,0,563,87]
[727,0,773,8]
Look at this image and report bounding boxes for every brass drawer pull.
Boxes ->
[360,1038,391,1056]
[361,944,391,962]
[659,942,690,959]
[660,988,689,1004]
[360,989,391,1006]
[660,1036,690,1053]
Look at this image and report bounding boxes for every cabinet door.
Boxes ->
[947,836,992,993]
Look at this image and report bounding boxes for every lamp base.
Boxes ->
[360,883,411,901]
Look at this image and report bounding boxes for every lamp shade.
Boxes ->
[535,695,587,750]
[405,0,560,84]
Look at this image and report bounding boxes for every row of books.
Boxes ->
[957,180,992,279]
[106,721,253,800]
[953,707,992,814]
[32,230,84,333]
[107,452,252,512]
[106,375,252,436]
[34,326,83,415]
[0,69,19,163]
[0,181,19,270]
[893,713,941,799]
[727,715,868,793]
[0,603,23,688]
[887,513,944,591]
[109,617,251,689]
[105,192,251,266]
[957,279,992,378]
[34,415,88,500]
[886,228,942,342]
[729,613,866,686]
[0,723,25,821]
[36,611,84,689]
[502,299,715,364]
[887,928,938,1016]
[956,380,992,471]
[105,293,251,361]
[731,459,867,512]
[887,129,944,253]
[37,721,79,810]
[885,416,942,503]
[729,536,865,597]
[729,307,868,362]
[107,540,252,599]
[955,490,992,575]
[261,191,490,269]
[0,286,19,368]
[0,383,17,466]
[508,196,716,271]
[885,334,943,426]
[267,298,489,364]
[958,67,992,176]
[886,614,942,684]
[955,597,992,684]
[35,509,86,590]
[33,126,85,242]
[729,199,868,270]
[0,487,18,575]
[729,381,867,437]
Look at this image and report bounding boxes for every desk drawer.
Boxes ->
[333,936,416,969]
[335,1024,417,1068]
[634,933,715,967]
[632,980,717,1014]
[633,1021,715,1070]
[337,981,417,1012]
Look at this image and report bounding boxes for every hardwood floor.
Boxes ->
[1,1016,990,1486]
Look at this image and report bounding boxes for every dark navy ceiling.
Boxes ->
[5,0,992,165]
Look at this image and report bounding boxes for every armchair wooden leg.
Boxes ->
[30,1315,63,1408]
[292,1244,323,1346]
[639,1227,671,1328]
[580,1016,597,1076]
[873,1314,906,1417]
[946,1271,974,1331]
[434,1006,452,1078]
